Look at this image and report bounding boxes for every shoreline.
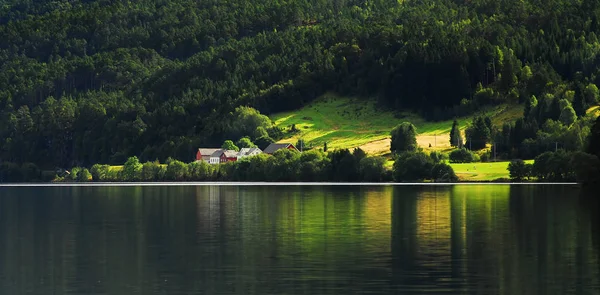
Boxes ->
[0,182,580,187]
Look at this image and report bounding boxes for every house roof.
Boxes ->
[264,143,295,154]
[224,150,239,158]
[239,147,262,156]
[198,148,221,157]
[210,149,226,157]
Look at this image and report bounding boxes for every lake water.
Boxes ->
[0,184,598,294]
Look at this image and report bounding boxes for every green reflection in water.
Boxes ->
[0,185,597,294]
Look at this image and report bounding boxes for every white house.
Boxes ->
[237,147,263,159]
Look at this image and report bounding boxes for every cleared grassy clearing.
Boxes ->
[449,160,534,181]
[271,94,396,151]
[271,93,523,155]
[108,164,167,172]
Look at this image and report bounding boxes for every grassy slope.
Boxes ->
[271,93,523,156]
[270,93,526,181]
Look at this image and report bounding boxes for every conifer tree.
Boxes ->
[449,120,463,147]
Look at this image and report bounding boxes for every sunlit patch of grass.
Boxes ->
[271,94,396,150]
[109,165,123,172]
[449,160,533,181]
[271,93,524,155]
[586,105,599,117]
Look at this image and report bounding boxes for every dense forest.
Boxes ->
[1,0,600,171]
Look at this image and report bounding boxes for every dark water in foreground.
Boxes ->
[0,185,598,294]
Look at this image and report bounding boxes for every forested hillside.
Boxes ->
[1,0,600,170]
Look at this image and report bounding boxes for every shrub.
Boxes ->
[449,148,479,163]
[431,163,458,182]
[77,168,92,182]
[188,161,212,181]
[165,160,189,181]
[569,151,600,184]
[533,150,575,181]
[359,156,386,182]
[429,151,446,164]
[105,168,120,181]
[120,156,142,181]
[393,151,434,182]
[141,161,163,181]
[222,140,239,151]
[508,159,531,182]
[67,167,82,181]
[236,137,257,148]
[90,164,110,181]
[390,122,417,154]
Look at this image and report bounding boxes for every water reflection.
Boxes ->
[0,185,598,294]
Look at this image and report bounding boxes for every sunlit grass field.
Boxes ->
[271,93,523,155]
[449,160,534,181]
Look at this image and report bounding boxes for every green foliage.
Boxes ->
[393,151,458,182]
[584,84,599,105]
[429,151,446,164]
[390,122,417,154]
[465,116,491,150]
[253,127,269,140]
[90,164,110,182]
[559,104,577,126]
[431,163,458,183]
[1,0,600,171]
[359,157,386,182]
[221,140,239,152]
[188,161,212,181]
[67,167,81,182]
[533,151,575,182]
[141,161,164,181]
[569,151,600,184]
[524,95,538,119]
[392,151,434,182]
[296,139,306,151]
[588,116,600,158]
[531,149,600,183]
[298,150,329,181]
[120,156,142,181]
[449,120,462,147]
[254,136,275,150]
[508,159,532,182]
[77,168,91,182]
[449,148,480,163]
[236,137,256,149]
[229,107,273,140]
[165,160,189,181]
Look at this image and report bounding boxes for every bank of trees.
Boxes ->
[58,148,393,182]
[2,0,600,171]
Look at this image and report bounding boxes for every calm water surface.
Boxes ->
[0,185,598,294]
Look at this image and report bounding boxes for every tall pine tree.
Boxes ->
[465,116,491,150]
[450,120,463,147]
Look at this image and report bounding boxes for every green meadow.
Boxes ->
[449,160,534,181]
[271,93,523,155]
